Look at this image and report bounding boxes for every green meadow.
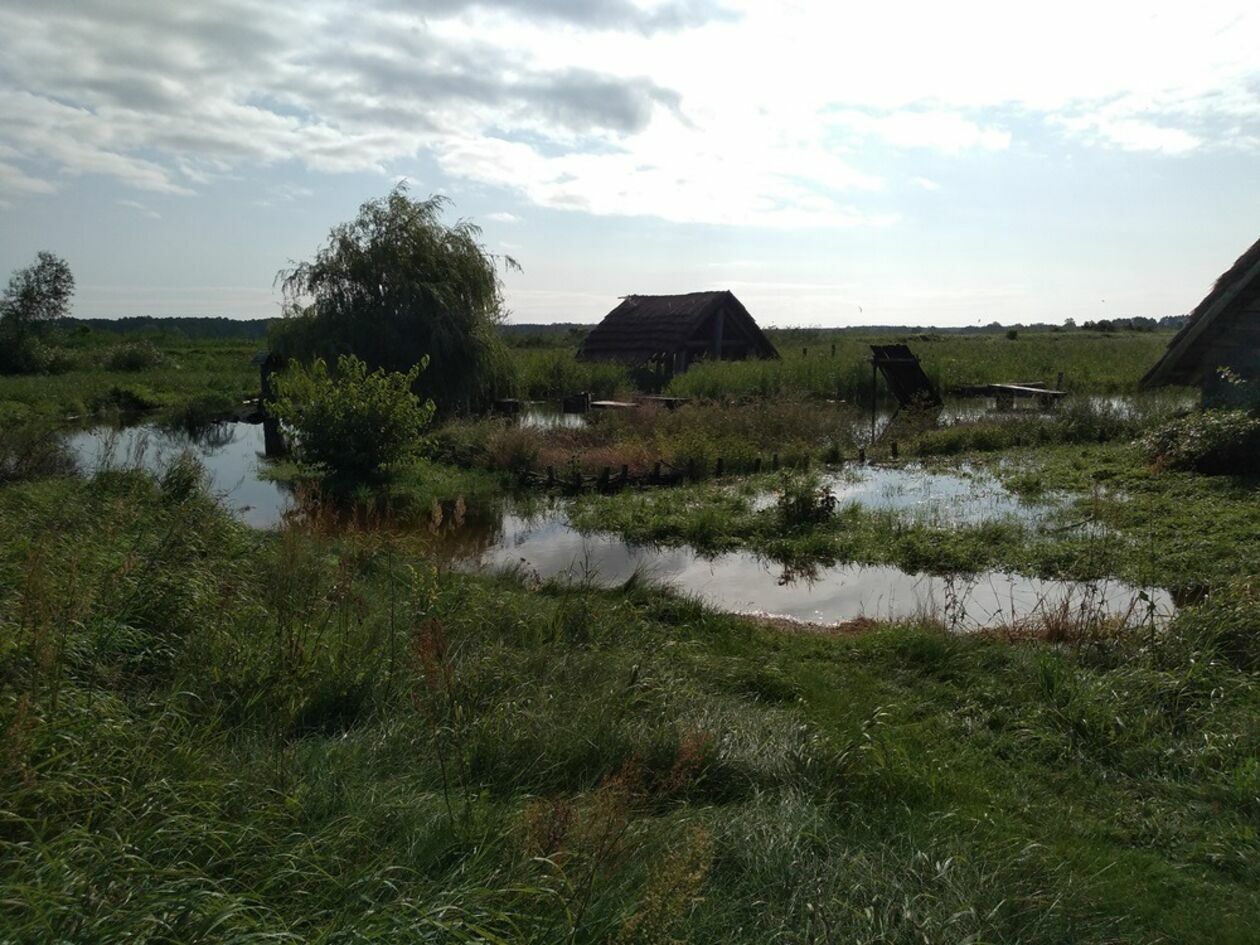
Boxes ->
[2,325,1258,944]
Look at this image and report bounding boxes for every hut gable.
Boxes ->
[1141,236,1260,397]
[576,291,778,370]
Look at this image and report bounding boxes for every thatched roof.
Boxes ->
[1142,236,1260,387]
[576,291,778,364]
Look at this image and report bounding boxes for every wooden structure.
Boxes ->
[1141,236,1260,406]
[576,291,778,373]
[870,344,941,408]
[953,382,1066,409]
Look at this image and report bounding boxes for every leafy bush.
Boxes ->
[269,354,435,482]
[0,336,77,375]
[104,340,166,372]
[1142,409,1260,474]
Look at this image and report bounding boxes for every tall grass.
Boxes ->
[666,329,1177,403]
[1,465,1257,942]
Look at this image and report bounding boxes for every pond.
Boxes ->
[64,421,1172,630]
[65,421,293,528]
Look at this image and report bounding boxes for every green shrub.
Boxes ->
[269,354,435,482]
[0,336,64,375]
[104,340,166,371]
[0,423,77,483]
[1142,409,1260,474]
[775,472,836,530]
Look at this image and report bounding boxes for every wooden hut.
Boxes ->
[576,291,778,373]
[1141,237,1260,406]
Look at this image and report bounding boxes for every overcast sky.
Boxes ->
[1,0,1258,326]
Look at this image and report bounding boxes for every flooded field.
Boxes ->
[64,420,1171,629]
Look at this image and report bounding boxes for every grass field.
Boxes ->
[505,328,1176,402]
[0,334,258,425]
[2,327,1258,944]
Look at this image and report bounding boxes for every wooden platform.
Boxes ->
[953,382,1066,408]
[590,400,637,410]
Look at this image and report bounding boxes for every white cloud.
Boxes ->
[486,211,521,223]
[831,110,1011,154]
[116,198,160,218]
[0,158,56,200]
[910,176,941,191]
[0,0,1258,229]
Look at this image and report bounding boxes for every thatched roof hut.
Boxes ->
[1141,237,1260,405]
[576,291,778,372]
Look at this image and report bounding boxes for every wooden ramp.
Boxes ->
[870,344,941,408]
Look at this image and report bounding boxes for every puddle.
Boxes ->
[63,421,1171,630]
[749,464,1061,528]
[65,422,293,528]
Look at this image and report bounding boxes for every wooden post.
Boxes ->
[599,466,610,489]
[891,440,899,459]
[620,464,629,482]
[546,465,555,486]
[830,342,836,358]
[802,347,807,358]
[753,457,761,473]
[772,453,779,470]
[1056,370,1064,390]
[871,360,878,443]
[653,460,662,481]
[858,447,866,464]
[714,457,724,477]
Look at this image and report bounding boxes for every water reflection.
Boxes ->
[65,421,293,529]
[444,502,1171,630]
[62,421,1172,629]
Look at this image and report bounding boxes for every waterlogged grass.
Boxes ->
[572,432,1260,592]
[986,441,1260,591]
[569,472,1091,579]
[1,470,1257,942]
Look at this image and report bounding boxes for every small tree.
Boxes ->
[0,252,75,374]
[269,354,436,482]
[273,185,517,413]
[1,252,75,340]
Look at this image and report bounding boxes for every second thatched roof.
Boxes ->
[1142,236,1260,388]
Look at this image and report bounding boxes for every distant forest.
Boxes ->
[67,313,1187,344]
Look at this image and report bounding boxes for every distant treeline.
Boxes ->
[67,313,1188,345]
[68,317,275,340]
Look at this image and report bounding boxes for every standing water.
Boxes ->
[64,422,1172,629]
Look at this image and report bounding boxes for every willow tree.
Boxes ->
[273,185,516,412]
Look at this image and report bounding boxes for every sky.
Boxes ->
[1,0,1259,327]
